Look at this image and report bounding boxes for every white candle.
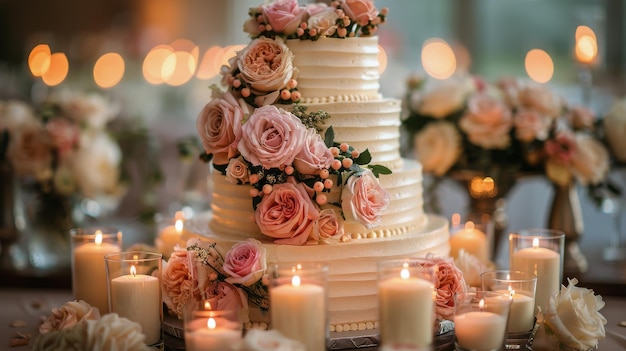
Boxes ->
[72,231,120,314]
[270,275,326,351]
[493,289,535,334]
[110,266,161,345]
[185,317,241,351]
[379,264,434,348]
[510,239,560,313]
[455,308,507,351]
[450,221,489,262]
[157,217,187,258]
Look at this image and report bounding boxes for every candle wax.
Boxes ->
[73,241,120,314]
[455,311,507,351]
[511,246,560,313]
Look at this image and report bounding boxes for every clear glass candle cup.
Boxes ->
[378,258,437,351]
[509,228,564,313]
[454,290,512,351]
[70,227,122,314]
[105,251,163,349]
[268,262,328,351]
[184,301,242,351]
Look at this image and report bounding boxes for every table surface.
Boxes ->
[1,288,624,351]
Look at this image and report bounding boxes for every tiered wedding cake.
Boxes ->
[189,0,449,331]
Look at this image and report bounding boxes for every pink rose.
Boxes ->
[518,83,563,118]
[566,105,595,131]
[306,2,329,16]
[311,208,343,241]
[196,92,244,165]
[237,37,295,96]
[45,118,79,157]
[513,108,551,142]
[545,131,577,164]
[223,239,267,286]
[239,105,307,170]
[39,300,100,335]
[293,128,334,175]
[341,169,390,229]
[341,0,378,26]
[420,255,467,321]
[204,281,249,322]
[458,93,513,149]
[255,181,320,245]
[262,0,307,35]
[162,250,201,319]
[225,156,250,184]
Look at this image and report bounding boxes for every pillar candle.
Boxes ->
[449,221,489,262]
[455,310,508,351]
[493,290,535,334]
[73,231,121,314]
[110,266,161,345]
[270,275,325,351]
[157,216,187,258]
[379,268,434,348]
[185,317,241,351]
[510,241,560,313]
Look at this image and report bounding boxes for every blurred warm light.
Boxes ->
[221,44,245,67]
[378,45,388,74]
[575,25,597,42]
[143,45,174,85]
[164,50,196,86]
[196,46,222,80]
[93,52,125,88]
[525,49,554,83]
[41,53,69,86]
[421,38,456,80]
[469,176,498,198]
[170,38,199,66]
[574,26,598,65]
[453,43,472,73]
[28,44,51,77]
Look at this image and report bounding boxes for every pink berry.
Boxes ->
[280,89,291,100]
[287,79,297,89]
[241,88,251,97]
[351,150,360,158]
[297,28,305,36]
[309,28,317,37]
[258,24,266,32]
[291,91,301,102]
[314,181,324,192]
[340,143,349,152]
[265,24,273,32]
[316,194,328,205]
[324,179,333,189]
[342,158,353,168]
[249,174,259,184]
[331,159,342,170]
[263,184,273,194]
[250,188,259,197]
[300,22,307,29]
[330,147,340,157]
[320,169,330,179]
[232,79,241,88]
[285,166,294,175]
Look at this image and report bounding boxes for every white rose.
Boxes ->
[418,76,474,118]
[570,134,609,185]
[6,117,53,179]
[84,314,150,351]
[53,91,120,130]
[71,131,122,198]
[603,97,626,162]
[413,121,461,176]
[39,300,100,335]
[241,329,305,351]
[307,7,339,37]
[454,249,490,288]
[0,100,37,132]
[544,278,607,351]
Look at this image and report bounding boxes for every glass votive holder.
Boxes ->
[378,258,436,351]
[268,262,328,351]
[480,270,537,335]
[184,301,242,351]
[70,227,122,314]
[154,211,188,259]
[454,291,512,351]
[105,251,163,349]
[509,228,564,313]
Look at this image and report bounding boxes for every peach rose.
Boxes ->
[311,208,344,241]
[566,105,595,131]
[421,255,467,321]
[341,169,390,229]
[495,76,522,108]
[307,7,339,37]
[223,239,267,287]
[262,0,307,35]
[459,93,513,149]
[293,128,334,175]
[239,105,306,170]
[341,0,378,26]
[162,250,200,319]
[225,156,251,184]
[414,121,461,176]
[39,300,100,335]
[513,108,551,142]
[518,83,563,118]
[237,37,295,95]
[196,91,244,165]
[255,181,320,245]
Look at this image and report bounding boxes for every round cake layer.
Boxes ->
[209,160,425,241]
[189,213,450,330]
[286,36,381,101]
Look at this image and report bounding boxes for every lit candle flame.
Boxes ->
[464,221,475,232]
[292,275,301,287]
[133,254,139,260]
[532,238,540,249]
[207,317,216,329]
[509,288,515,300]
[400,263,410,280]
[451,213,461,228]
[575,26,598,65]
[204,301,212,310]
[130,265,137,277]
[95,231,103,245]
[479,298,485,311]
[175,219,183,233]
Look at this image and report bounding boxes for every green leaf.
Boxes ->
[368,164,392,178]
[354,149,372,165]
[324,126,335,148]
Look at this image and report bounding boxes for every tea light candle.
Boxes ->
[379,263,434,348]
[110,265,161,345]
[449,221,489,262]
[185,317,241,351]
[455,299,508,351]
[510,238,560,312]
[157,213,187,258]
[73,230,121,314]
[270,274,325,351]
[495,289,535,334]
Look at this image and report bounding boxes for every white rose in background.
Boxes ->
[6,117,53,180]
[84,313,149,351]
[241,329,305,351]
[543,278,606,351]
[413,121,461,176]
[454,249,490,288]
[459,93,513,149]
[71,131,122,199]
[570,134,609,186]
[53,91,120,130]
[418,77,473,118]
[603,97,626,162]
[0,100,37,132]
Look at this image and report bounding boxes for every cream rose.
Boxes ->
[307,7,339,37]
[454,249,490,288]
[341,0,378,26]
[544,278,607,351]
[71,131,122,198]
[196,91,244,165]
[293,128,334,175]
[225,156,250,184]
[0,99,37,132]
[413,121,461,176]
[513,108,551,142]
[7,118,53,179]
[262,0,307,35]
[566,105,595,131]
[241,329,305,351]
[223,239,267,286]
[603,97,626,162]
[39,300,101,335]
[239,105,307,170]
[570,134,609,185]
[237,37,295,95]
[496,76,522,108]
[84,314,150,351]
[459,93,513,149]
[255,181,319,245]
[311,207,344,241]
[518,83,563,118]
[54,91,119,130]
[341,169,390,229]
[418,77,473,118]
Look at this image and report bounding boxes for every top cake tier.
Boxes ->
[286,36,382,102]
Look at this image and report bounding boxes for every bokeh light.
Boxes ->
[143,45,174,84]
[421,38,457,80]
[41,52,69,86]
[93,52,125,88]
[378,45,387,74]
[525,49,554,83]
[28,44,51,77]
